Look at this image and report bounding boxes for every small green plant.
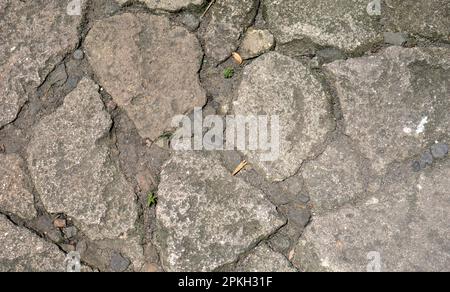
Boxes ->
[223,67,235,79]
[147,192,158,207]
[159,131,173,140]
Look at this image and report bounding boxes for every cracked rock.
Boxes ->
[383,0,450,42]
[155,151,285,272]
[85,13,206,141]
[0,0,81,128]
[324,47,450,172]
[233,52,334,181]
[235,244,296,272]
[0,154,37,220]
[27,78,138,241]
[199,0,259,63]
[0,215,65,272]
[301,138,377,212]
[115,0,204,11]
[264,0,382,52]
[294,160,450,272]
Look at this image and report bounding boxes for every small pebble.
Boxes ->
[53,218,66,228]
[73,49,84,60]
[412,161,422,172]
[430,143,448,159]
[110,252,130,272]
[298,194,310,204]
[419,150,433,169]
[383,32,408,46]
[63,226,78,239]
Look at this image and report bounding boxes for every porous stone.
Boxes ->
[116,0,204,11]
[235,244,297,272]
[431,143,449,159]
[199,0,259,63]
[238,28,275,59]
[27,78,138,241]
[383,32,408,46]
[301,138,375,212]
[155,151,285,272]
[0,215,65,272]
[233,52,335,181]
[264,0,382,52]
[293,160,450,272]
[110,252,130,272]
[0,0,81,128]
[383,0,450,42]
[0,154,37,220]
[324,47,450,172]
[85,13,206,141]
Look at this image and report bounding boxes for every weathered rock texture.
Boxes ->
[234,52,334,181]
[264,0,382,52]
[200,0,259,62]
[155,151,285,272]
[27,78,138,241]
[0,215,65,272]
[383,0,450,41]
[0,154,37,220]
[85,13,206,141]
[324,47,450,172]
[116,0,204,11]
[294,160,450,272]
[235,244,297,272]
[0,0,81,128]
[239,28,275,59]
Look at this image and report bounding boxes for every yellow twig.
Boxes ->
[232,160,248,176]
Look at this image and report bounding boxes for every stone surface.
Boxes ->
[235,244,296,272]
[301,138,378,212]
[431,143,449,159]
[383,32,408,46]
[0,154,37,220]
[0,0,81,128]
[85,13,206,141]
[294,160,450,272]
[383,0,450,42]
[324,47,450,172]
[155,151,285,272]
[238,28,275,59]
[116,0,204,11]
[264,0,382,52]
[27,78,138,241]
[200,0,258,62]
[233,52,334,181]
[0,215,65,272]
[110,252,131,272]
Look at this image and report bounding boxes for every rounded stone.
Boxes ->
[73,49,84,60]
[431,143,449,159]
